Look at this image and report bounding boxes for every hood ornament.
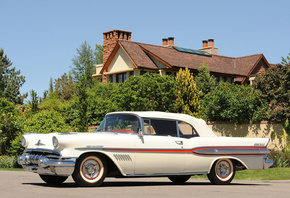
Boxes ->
[35,139,45,146]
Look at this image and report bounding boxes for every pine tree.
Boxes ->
[194,61,216,96]
[0,48,27,104]
[174,68,203,118]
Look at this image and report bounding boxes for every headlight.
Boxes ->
[21,136,27,148]
[52,136,59,149]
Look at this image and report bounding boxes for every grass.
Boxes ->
[192,168,290,181]
[0,168,24,171]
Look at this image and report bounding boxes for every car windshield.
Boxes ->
[95,114,140,133]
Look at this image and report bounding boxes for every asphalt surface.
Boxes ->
[0,171,289,198]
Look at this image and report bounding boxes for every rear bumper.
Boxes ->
[263,157,273,169]
[18,153,76,176]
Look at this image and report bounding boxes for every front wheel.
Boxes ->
[207,159,235,185]
[39,175,68,185]
[72,154,107,187]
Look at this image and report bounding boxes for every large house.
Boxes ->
[93,29,271,85]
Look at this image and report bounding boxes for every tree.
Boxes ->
[203,82,267,123]
[0,98,23,155]
[174,68,203,118]
[28,90,39,113]
[194,62,216,96]
[54,73,76,101]
[74,76,89,132]
[254,63,290,121]
[49,77,54,93]
[70,41,103,88]
[94,44,103,64]
[0,48,27,104]
[112,73,176,112]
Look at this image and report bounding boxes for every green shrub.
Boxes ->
[0,156,20,168]
[268,150,290,168]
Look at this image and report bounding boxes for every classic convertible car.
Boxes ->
[18,111,273,186]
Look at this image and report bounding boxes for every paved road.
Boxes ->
[0,171,289,198]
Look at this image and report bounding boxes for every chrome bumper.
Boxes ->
[263,157,273,169]
[18,153,76,176]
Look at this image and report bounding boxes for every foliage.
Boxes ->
[281,53,290,66]
[74,76,89,132]
[24,110,71,133]
[194,62,216,96]
[112,73,176,112]
[94,44,103,64]
[254,63,290,121]
[86,82,120,126]
[268,150,290,168]
[174,68,203,118]
[28,90,38,113]
[70,41,102,88]
[202,82,267,123]
[0,98,23,155]
[54,73,76,101]
[0,48,27,104]
[0,156,19,168]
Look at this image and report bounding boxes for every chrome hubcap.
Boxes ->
[217,161,230,178]
[82,159,100,179]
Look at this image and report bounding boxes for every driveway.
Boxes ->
[0,171,289,198]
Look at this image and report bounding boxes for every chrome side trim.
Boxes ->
[126,172,208,177]
[193,148,270,156]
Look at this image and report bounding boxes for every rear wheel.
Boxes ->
[207,159,235,185]
[72,154,107,187]
[39,175,68,185]
[168,175,191,184]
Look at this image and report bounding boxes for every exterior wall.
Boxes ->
[250,58,268,76]
[107,48,134,73]
[207,122,286,149]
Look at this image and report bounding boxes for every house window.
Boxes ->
[140,70,147,75]
[215,76,220,84]
[130,71,134,77]
[109,75,114,83]
[116,72,127,83]
[222,77,227,82]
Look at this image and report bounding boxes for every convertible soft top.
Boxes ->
[107,111,217,137]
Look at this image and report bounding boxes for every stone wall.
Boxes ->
[207,121,286,149]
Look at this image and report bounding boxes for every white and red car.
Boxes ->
[18,111,273,186]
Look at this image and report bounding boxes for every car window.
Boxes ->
[144,119,177,137]
[96,114,140,133]
[178,121,199,138]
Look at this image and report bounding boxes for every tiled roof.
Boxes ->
[118,40,267,77]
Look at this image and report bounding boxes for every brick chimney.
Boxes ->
[162,38,168,46]
[168,37,174,46]
[103,30,132,65]
[199,39,218,55]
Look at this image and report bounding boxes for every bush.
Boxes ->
[268,150,290,168]
[202,82,267,123]
[0,156,20,168]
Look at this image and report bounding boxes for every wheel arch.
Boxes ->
[208,156,249,173]
[76,151,125,177]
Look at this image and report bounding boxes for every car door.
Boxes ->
[134,118,186,175]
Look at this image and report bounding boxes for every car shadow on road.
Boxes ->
[22,180,268,188]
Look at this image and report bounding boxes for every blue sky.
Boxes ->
[1,0,290,100]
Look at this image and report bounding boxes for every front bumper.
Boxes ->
[18,153,76,176]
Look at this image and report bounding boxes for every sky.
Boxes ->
[1,0,290,101]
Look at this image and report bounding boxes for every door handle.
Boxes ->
[175,140,183,145]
